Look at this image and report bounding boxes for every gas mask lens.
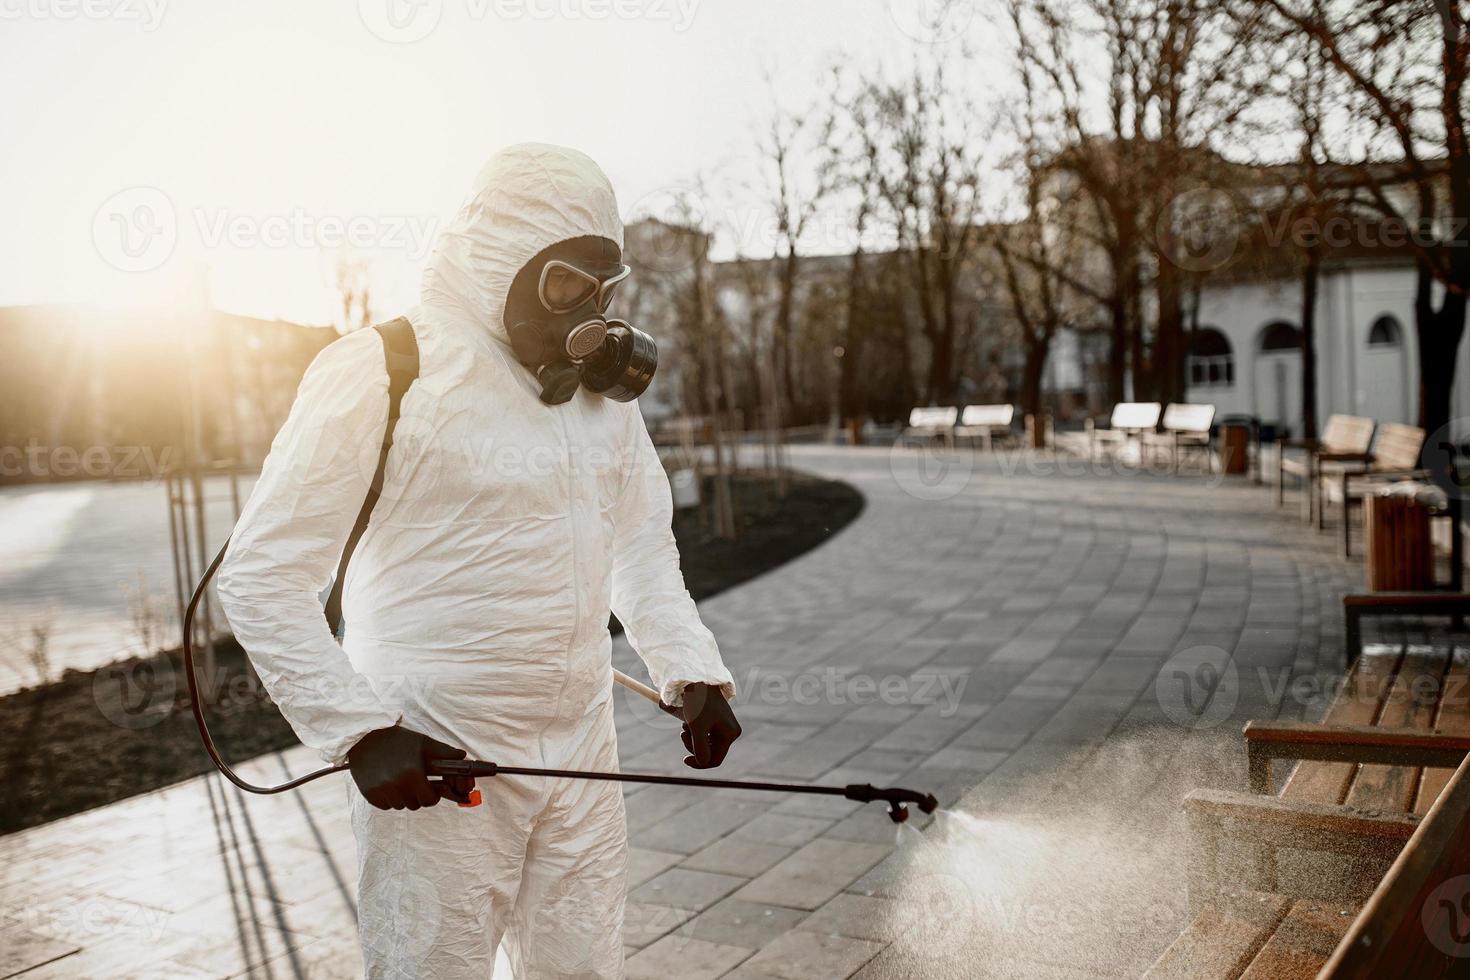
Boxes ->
[537,260,630,315]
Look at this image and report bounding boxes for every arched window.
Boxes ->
[1258,321,1302,352]
[1368,315,1403,347]
[1187,327,1235,387]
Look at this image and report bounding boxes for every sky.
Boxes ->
[0,0,1002,327]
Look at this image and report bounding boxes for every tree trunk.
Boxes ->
[1416,262,1468,443]
[775,249,799,419]
[1299,250,1320,443]
[1106,295,1127,405]
[1021,338,1048,420]
[1154,257,1186,406]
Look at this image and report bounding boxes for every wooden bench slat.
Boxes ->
[1417,658,1470,815]
[1142,892,1291,980]
[1370,422,1426,472]
[1321,753,1470,978]
[1344,654,1447,813]
[1283,652,1404,804]
[1238,899,1358,980]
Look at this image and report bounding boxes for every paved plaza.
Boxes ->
[0,445,1366,978]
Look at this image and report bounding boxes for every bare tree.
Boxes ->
[1244,0,1470,440]
[849,57,990,405]
[1009,0,1263,404]
[753,82,840,423]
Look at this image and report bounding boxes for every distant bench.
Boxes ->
[1143,403,1217,472]
[901,406,958,446]
[1087,401,1162,459]
[955,404,1014,449]
[1276,414,1376,524]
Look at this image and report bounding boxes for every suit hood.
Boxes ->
[419,143,624,344]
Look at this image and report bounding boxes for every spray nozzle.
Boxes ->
[843,784,940,824]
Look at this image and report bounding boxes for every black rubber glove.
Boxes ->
[677,682,741,769]
[347,725,474,810]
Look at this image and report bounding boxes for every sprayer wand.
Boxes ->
[428,758,939,824]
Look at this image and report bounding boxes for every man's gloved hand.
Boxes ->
[347,725,475,810]
[675,682,741,769]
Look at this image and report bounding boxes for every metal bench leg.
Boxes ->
[1345,607,1361,668]
[1276,446,1285,507]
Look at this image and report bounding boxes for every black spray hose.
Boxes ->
[184,536,349,794]
[184,539,938,822]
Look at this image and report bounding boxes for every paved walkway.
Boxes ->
[0,445,1362,979]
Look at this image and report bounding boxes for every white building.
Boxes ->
[1186,258,1423,438]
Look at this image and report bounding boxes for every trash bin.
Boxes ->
[1219,423,1250,475]
[1364,490,1432,591]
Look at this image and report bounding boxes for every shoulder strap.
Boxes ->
[324,317,420,637]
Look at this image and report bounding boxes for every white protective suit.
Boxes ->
[217,143,736,979]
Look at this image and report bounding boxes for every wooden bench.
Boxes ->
[1325,422,1428,556]
[1146,646,1470,978]
[1087,401,1163,460]
[1276,414,1376,524]
[1344,592,1470,666]
[1143,403,1217,473]
[954,404,1014,449]
[901,406,958,446]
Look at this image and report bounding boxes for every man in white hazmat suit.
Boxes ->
[217,143,740,978]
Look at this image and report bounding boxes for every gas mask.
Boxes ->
[504,236,658,405]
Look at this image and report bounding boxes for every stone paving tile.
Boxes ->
[683,835,793,878]
[628,846,685,888]
[796,893,906,942]
[735,839,891,910]
[737,929,885,980]
[624,902,698,949]
[630,868,747,912]
[676,897,811,949]
[625,935,753,979]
